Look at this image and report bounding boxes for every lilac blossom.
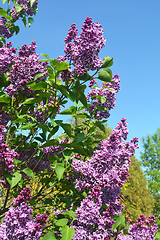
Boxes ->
[62,17,105,76]
[71,119,138,239]
[0,187,48,240]
[10,0,39,20]
[6,41,48,97]
[0,17,13,39]
[0,109,10,126]
[87,73,120,120]
[117,215,158,240]
[0,125,18,187]
[0,42,16,74]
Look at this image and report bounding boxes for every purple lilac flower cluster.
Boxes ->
[5,41,47,97]
[87,73,120,120]
[0,17,13,39]
[0,109,10,126]
[0,125,18,187]
[0,187,48,240]
[61,17,105,76]
[0,42,16,74]
[71,119,138,239]
[10,0,39,20]
[117,215,158,240]
[13,187,32,205]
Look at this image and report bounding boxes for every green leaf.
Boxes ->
[100,96,106,104]
[111,215,126,233]
[20,123,36,130]
[77,72,91,81]
[34,72,47,81]
[76,133,85,143]
[30,0,36,7]
[22,97,42,105]
[13,117,27,124]
[41,53,50,58]
[61,226,75,240]
[61,210,77,219]
[70,142,87,156]
[61,123,72,137]
[41,139,59,148]
[33,5,38,15]
[48,126,59,140]
[60,109,72,115]
[54,218,68,227]
[28,17,34,26]
[101,56,113,68]
[0,8,11,19]
[49,77,62,86]
[55,163,65,181]
[50,59,70,71]
[95,121,106,133]
[0,7,7,15]
[155,231,160,239]
[0,94,10,103]
[79,91,88,108]
[5,172,22,188]
[23,168,35,179]
[98,68,112,82]
[40,232,57,240]
[40,59,53,62]
[15,3,23,12]
[0,36,5,44]
[74,113,89,119]
[22,16,27,27]
[14,26,20,34]
[14,159,24,166]
[68,91,76,103]
[57,85,69,98]
[30,82,48,91]
[36,92,51,98]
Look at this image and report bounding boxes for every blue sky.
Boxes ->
[1,0,160,160]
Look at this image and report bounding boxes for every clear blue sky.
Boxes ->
[1,0,160,160]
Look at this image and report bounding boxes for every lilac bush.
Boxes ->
[0,1,159,239]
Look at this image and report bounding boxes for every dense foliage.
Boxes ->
[141,129,160,224]
[0,0,159,239]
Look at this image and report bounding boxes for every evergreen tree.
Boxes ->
[122,156,155,222]
[141,129,160,222]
